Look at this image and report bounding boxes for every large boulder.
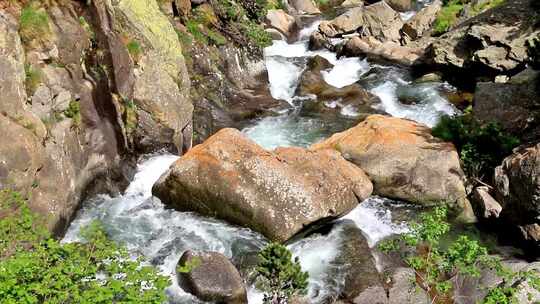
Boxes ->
[265,9,296,39]
[473,68,540,142]
[318,1,403,42]
[312,115,475,222]
[386,0,412,12]
[494,144,540,243]
[341,36,423,66]
[401,0,442,40]
[289,0,321,14]
[153,128,373,242]
[424,0,539,78]
[177,250,247,304]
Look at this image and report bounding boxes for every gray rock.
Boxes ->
[178,250,247,304]
[471,186,502,219]
[289,0,321,14]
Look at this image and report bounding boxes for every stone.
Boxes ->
[471,186,502,219]
[153,128,373,242]
[289,0,321,14]
[312,114,476,222]
[401,0,442,40]
[341,0,364,7]
[342,36,423,66]
[473,75,539,142]
[386,0,412,12]
[265,9,296,38]
[494,144,540,242]
[177,250,247,304]
[318,6,365,37]
[388,268,430,304]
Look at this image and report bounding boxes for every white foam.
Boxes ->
[266,56,305,102]
[322,57,370,88]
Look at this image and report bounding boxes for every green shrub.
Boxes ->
[526,36,540,69]
[379,207,540,304]
[256,243,309,303]
[433,1,464,35]
[244,20,272,48]
[24,64,43,95]
[186,20,208,44]
[432,113,519,180]
[19,4,50,44]
[64,100,81,126]
[126,40,142,60]
[0,190,169,303]
[471,0,505,15]
[207,29,227,46]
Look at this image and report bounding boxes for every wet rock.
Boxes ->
[334,221,386,302]
[265,9,296,38]
[386,0,412,12]
[296,56,380,116]
[318,6,365,37]
[494,144,540,244]
[153,128,373,242]
[342,36,422,66]
[177,250,247,304]
[414,72,442,83]
[473,70,539,141]
[471,186,502,219]
[401,0,442,40]
[289,0,321,14]
[312,114,476,222]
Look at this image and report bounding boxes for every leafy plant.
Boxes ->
[433,0,464,35]
[19,3,51,44]
[126,40,143,61]
[432,112,519,181]
[256,243,309,304]
[24,63,43,95]
[64,100,81,126]
[243,20,272,48]
[0,190,170,303]
[186,20,209,44]
[207,29,227,46]
[379,207,540,304]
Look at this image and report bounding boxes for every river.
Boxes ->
[63,3,460,302]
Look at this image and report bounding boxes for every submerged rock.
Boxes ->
[177,250,247,304]
[312,114,476,222]
[153,128,373,242]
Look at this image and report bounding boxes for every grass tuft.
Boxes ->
[19,4,51,44]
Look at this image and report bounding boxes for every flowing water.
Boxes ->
[64,3,460,303]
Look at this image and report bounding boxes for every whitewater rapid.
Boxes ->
[63,3,460,303]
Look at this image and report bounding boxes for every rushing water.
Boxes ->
[64,3,460,303]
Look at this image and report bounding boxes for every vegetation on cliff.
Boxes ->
[0,190,169,303]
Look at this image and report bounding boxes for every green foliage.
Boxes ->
[64,100,81,126]
[24,64,43,95]
[19,3,50,44]
[470,0,505,15]
[526,36,540,69]
[433,1,464,35]
[243,20,272,48]
[177,256,201,273]
[432,112,519,180]
[126,40,142,60]
[379,207,540,304]
[186,20,209,44]
[0,190,169,304]
[256,243,309,304]
[207,29,227,46]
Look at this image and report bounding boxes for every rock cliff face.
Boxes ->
[0,0,192,234]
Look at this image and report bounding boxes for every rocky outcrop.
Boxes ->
[471,186,502,219]
[312,115,476,222]
[93,0,193,153]
[401,0,442,40]
[341,36,423,66]
[0,0,193,234]
[494,144,540,244]
[178,250,247,304]
[153,128,373,242]
[318,1,403,42]
[386,0,412,12]
[473,68,540,142]
[296,56,380,116]
[424,0,539,79]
